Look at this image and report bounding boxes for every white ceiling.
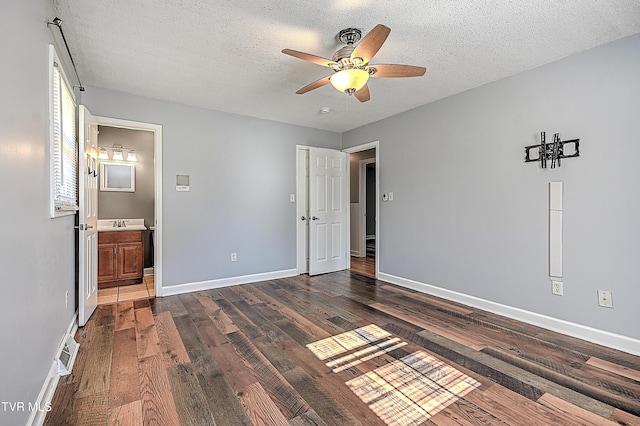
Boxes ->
[53,1,640,133]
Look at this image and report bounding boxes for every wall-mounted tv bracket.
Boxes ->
[525,132,579,168]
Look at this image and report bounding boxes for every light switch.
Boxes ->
[290,194,295,202]
[388,192,394,201]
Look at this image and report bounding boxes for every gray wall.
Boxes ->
[82,87,341,287]
[343,34,640,340]
[0,0,77,424]
[98,126,155,268]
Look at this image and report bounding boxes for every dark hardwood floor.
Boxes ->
[350,256,375,278]
[45,271,640,425]
[350,238,376,277]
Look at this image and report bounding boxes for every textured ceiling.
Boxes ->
[52,1,640,132]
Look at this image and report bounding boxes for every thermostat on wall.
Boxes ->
[176,175,190,191]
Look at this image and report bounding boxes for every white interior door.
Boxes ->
[78,105,99,326]
[296,147,310,273]
[308,147,348,275]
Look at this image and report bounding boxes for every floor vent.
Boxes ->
[56,335,79,376]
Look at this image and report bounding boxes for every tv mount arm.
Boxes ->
[525,132,580,169]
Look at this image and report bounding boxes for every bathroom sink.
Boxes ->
[97,218,147,232]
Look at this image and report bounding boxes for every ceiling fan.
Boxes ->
[282,24,426,102]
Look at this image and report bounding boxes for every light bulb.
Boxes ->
[330,69,369,93]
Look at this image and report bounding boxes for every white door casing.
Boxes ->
[308,147,348,275]
[343,141,380,278]
[94,115,162,296]
[78,105,99,326]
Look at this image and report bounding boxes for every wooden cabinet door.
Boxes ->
[118,242,143,280]
[98,243,117,283]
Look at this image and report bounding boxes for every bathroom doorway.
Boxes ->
[93,117,162,304]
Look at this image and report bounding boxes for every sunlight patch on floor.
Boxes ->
[308,325,481,425]
[306,324,391,360]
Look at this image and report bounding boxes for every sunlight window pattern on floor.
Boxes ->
[308,325,481,425]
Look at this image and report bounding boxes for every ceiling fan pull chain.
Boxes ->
[346,92,350,115]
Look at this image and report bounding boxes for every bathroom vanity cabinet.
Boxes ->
[98,230,143,288]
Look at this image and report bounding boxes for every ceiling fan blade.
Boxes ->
[351,24,390,64]
[296,75,332,94]
[369,64,426,78]
[354,84,370,102]
[282,49,338,68]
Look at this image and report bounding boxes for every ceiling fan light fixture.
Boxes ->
[330,69,369,94]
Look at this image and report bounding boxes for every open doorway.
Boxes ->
[93,117,162,305]
[344,142,379,278]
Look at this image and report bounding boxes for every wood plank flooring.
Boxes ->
[97,275,155,305]
[45,271,640,425]
[350,256,375,278]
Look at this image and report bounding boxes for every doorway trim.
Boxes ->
[94,115,163,296]
[343,141,380,278]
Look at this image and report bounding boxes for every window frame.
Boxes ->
[49,45,78,218]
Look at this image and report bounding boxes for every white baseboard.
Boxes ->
[144,267,155,276]
[160,268,299,296]
[350,250,360,256]
[28,313,78,426]
[378,272,640,356]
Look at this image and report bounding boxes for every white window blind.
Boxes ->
[51,47,78,216]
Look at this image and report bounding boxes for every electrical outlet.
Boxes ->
[597,290,613,308]
[551,280,563,296]
[231,252,237,262]
[65,290,69,308]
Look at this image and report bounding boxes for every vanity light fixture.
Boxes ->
[98,144,138,162]
[112,148,124,161]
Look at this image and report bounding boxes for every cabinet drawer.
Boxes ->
[98,230,143,244]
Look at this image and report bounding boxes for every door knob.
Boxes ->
[74,224,94,230]
[311,216,319,220]
[301,216,307,221]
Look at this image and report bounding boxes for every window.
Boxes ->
[50,45,78,217]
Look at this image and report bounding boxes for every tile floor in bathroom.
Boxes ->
[97,275,154,305]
